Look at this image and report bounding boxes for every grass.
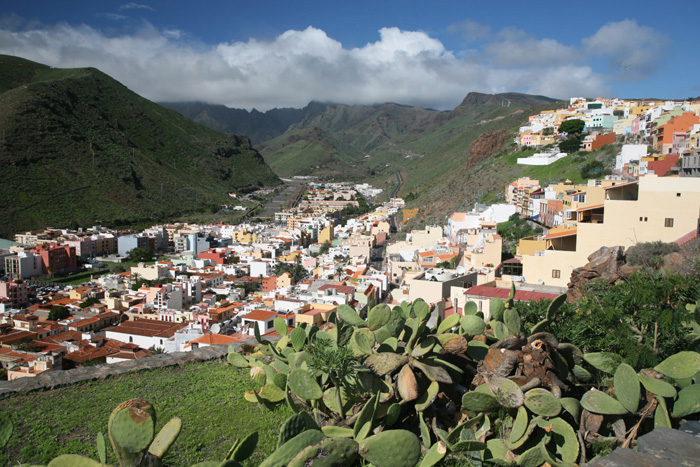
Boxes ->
[0,360,293,466]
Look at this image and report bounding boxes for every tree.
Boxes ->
[127,248,154,263]
[559,136,581,154]
[580,160,605,178]
[48,306,70,321]
[558,119,585,135]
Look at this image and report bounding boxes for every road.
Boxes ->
[251,178,305,220]
[390,171,402,199]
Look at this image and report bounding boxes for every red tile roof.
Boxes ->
[105,320,187,338]
[242,309,277,321]
[464,285,560,302]
[543,229,577,240]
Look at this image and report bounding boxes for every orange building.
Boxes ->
[402,208,419,224]
[33,243,77,275]
[654,112,700,153]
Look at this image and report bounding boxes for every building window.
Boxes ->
[664,218,674,228]
[552,270,561,279]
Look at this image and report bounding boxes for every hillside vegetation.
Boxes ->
[257,93,560,181]
[0,55,280,236]
[0,360,292,466]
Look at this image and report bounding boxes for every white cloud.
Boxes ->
[583,19,669,81]
[119,3,154,11]
[485,28,580,67]
[447,19,492,42]
[0,19,636,110]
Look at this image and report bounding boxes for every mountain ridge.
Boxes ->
[0,55,280,236]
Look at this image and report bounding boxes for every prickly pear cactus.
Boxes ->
[108,399,156,467]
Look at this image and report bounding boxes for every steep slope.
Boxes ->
[257,93,560,179]
[160,101,308,146]
[0,55,280,236]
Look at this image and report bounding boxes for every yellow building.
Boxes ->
[295,303,337,326]
[402,208,419,224]
[318,224,334,244]
[521,175,700,287]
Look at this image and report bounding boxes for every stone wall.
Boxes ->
[0,337,267,399]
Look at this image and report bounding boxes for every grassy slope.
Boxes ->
[0,55,280,236]
[0,360,293,466]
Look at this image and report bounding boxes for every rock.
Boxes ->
[467,130,508,170]
[583,447,673,467]
[637,427,700,466]
[568,246,626,302]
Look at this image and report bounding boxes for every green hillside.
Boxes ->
[0,55,280,237]
[257,93,561,181]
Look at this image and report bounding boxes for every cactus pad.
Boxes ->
[503,308,521,336]
[359,430,421,467]
[487,376,524,408]
[654,351,700,380]
[613,363,640,413]
[583,352,624,374]
[288,369,323,401]
[107,399,156,467]
[415,381,440,412]
[437,313,461,334]
[290,326,307,351]
[278,413,317,448]
[671,384,700,418]
[419,441,447,467]
[509,406,529,443]
[460,315,485,336]
[364,352,408,376]
[462,391,500,413]
[638,375,677,398]
[411,336,436,357]
[489,298,505,321]
[258,384,286,403]
[337,304,365,326]
[410,359,452,384]
[654,396,672,428]
[523,388,561,417]
[397,364,419,402]
[227,351,249,368]
[321,426,354,437]
[580,390,628,415]
[548,417,579,463]
[385,403,401,426]
[148,417,181,459]
[413,299,431,321]
[350,328,375,356]
[368,304,392,330]
[559,397,581,422]
[260,430,326,467]
[440,334,469,355]
[354,393,378,442]
[47,454,106,467]
[288,437,359,467]
[490,320,509,340]
[231,431,258,462]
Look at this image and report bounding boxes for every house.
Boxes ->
[105,343,153,364]
[453,285,560,321]
[521,175,700,287]
[104,319,188,350]
[295,303,337,327]
[0,281,28,308]
[240,309,278,335]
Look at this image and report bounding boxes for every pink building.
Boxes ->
[0,280,28,308]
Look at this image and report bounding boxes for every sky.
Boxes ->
[1,1,698,111]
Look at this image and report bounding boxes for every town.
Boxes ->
[1,96,699,382]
